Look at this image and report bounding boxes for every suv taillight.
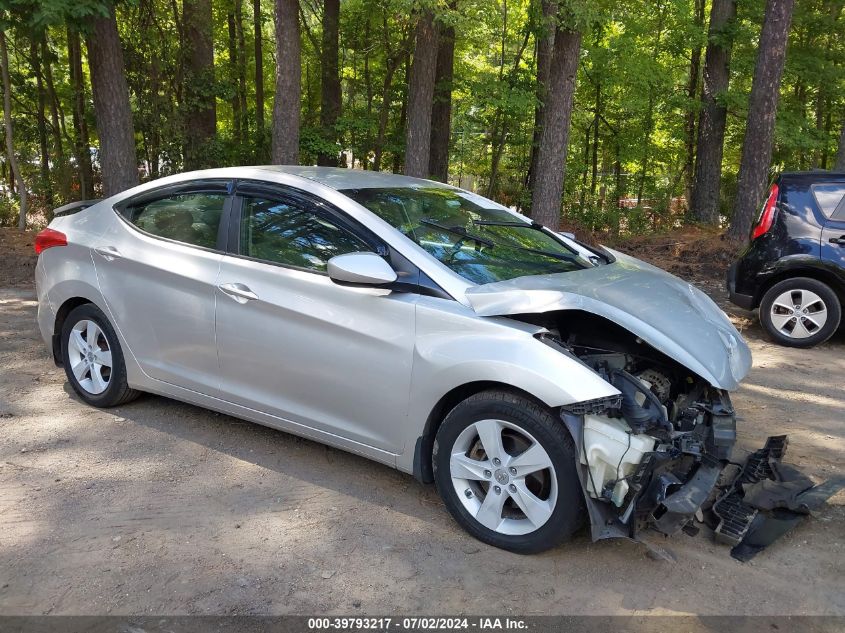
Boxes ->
[34,228,67,254]
[750,184,779,241]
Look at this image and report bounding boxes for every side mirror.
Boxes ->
[327,252,398,287]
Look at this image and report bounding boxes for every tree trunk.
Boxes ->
[317,0,341,166]
[812,75,828,169]
[590,83,600,196]
[728,0,795,241]
[42,38,63,158]
[42,34,69,201]
[428,5,456,183]
[683,0,705,206]
[393,55,409,174]
[30,40,53,207]
[68,27,94,200]
[404,9,439,178]
[689,0,736,225]
[235,0,248,140]
[528,27,581,229]
[86,7,139,196]
[362,19,374,167]
[835,119,845,171]
[254,0,266,151]
[487,116,508,199]
[0,29,27,229]
[374,60,399,172]
[228,10,242,144]
[525,0,558,202]
[271,0,301,164]
[183,0,217,169]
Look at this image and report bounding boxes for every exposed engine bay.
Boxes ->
[517,311,838,560]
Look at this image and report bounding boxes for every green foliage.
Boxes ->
[0,195,19,227]
[0,0,842,237]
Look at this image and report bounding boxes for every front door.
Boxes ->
[214,184,417,453]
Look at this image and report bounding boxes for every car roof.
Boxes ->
[778,170,845,183]
[253,165,452,191]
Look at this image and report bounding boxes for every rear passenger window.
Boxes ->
[124,193,226,249]
[811,184,845,217]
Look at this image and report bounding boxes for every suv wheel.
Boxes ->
[432,390,585,554]
[759,277,841,348]
[61,303,140,407]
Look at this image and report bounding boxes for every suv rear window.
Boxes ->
[811,184,845,217]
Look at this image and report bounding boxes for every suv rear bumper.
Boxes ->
[727,262,756,310]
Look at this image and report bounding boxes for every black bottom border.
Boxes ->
[0,616,842,633]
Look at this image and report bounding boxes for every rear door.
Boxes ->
[816,182,845,271]
[94,179,232,394]
[213,182,418,453]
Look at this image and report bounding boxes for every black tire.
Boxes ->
[759,277,841,348]
[433,390,586,554]
[61,303,140,407]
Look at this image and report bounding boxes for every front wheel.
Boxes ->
[61,303,140,407]
[433,390,586,554]
[759,277,841,348]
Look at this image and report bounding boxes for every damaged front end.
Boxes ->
[526,314,828,560]
[465,252,834,558]
[553,330,737,544]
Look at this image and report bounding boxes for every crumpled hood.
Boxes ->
[465,249,752,390]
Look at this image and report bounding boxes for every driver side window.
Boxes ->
[239,195,372,273]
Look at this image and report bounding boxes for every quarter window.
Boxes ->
[812,184,845,217]
[124,192,226,249]
[239,195,371,272]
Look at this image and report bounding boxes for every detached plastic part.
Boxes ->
[708,435,844,561]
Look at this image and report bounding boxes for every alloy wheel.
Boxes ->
[768,288,828,339]
[449,419,557,536]
[67,319,113,395]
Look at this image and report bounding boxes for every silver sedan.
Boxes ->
[35,166,751,553]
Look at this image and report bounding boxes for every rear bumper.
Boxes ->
[727,262,756,310]
[35,257,55,349]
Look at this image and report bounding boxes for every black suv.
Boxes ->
[728,171,845,348]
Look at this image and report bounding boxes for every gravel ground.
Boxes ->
[0,285,843,616]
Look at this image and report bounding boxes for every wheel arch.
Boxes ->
[411,381,556,484]
[51,296,94,366]
[756,265,845,308]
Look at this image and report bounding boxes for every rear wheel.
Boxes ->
[61,303,140,407]
[433,390,585,554]
[759,277,841,348]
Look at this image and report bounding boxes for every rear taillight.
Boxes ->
[750,184,779,241]
[34,228,68,254]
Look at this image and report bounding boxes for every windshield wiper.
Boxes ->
[419,218,495,247]
[474,219,610,264]
[472,219,586,262]
[473,219,544,229]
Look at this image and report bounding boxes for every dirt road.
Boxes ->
[0,286,842,616]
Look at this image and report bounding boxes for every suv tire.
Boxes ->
[759,277,841,348]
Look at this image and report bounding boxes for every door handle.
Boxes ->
[829,236,845,246]
[93,246,122,261]
[218,282,259,304]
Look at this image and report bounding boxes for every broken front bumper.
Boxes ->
[561,409,836,561]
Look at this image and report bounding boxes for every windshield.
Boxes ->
[341,186,594,285]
